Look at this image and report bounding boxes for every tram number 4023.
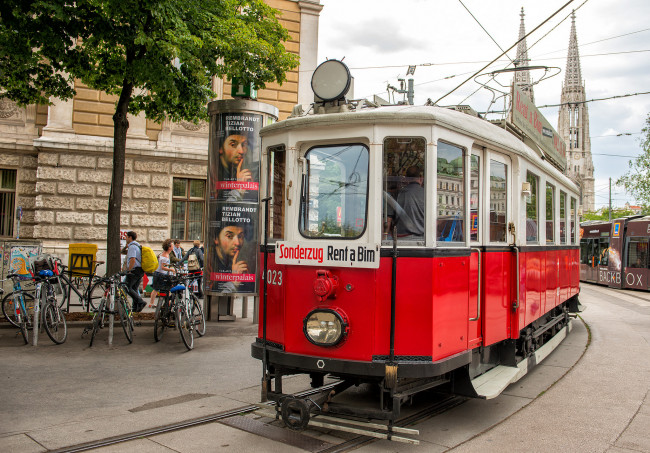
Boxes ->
[266,270,283,286]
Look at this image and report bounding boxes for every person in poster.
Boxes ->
[207,203,258,294]
[210,113,262,202]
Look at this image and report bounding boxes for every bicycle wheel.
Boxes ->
[191,295,206,337]
[86,279,108,312]
[153,296,168,342]
[117,295,133,344]
[43,302,67,344]
[176,304,193,350]
[2,291,35,328]
[89,300,105,347]
[17,311,29,344]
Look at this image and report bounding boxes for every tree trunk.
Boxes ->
[107,80,134,275]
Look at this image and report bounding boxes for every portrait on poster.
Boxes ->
[210,112,262,202]
[206,202,258,294]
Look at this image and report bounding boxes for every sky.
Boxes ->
[316,0,650,209]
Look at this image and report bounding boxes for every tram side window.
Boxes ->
[599,237,609,266]
[383,137,426,242]
[436,141,465,243]
[489,160,507,242]
[626,237,649,268]
[268,145,285,240]
[560,191,567,244]
[299,144,369,239]
[546,183,555,244]
[580,239,590,264]
[470,155,480,241]
[526,172,538,243]
[570,198,577,244]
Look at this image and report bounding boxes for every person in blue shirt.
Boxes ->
[125,231,146,312]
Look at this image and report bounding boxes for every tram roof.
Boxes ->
[262,105,578,192]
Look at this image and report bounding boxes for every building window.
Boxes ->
[0,169,16,237]
[171,178,205,241]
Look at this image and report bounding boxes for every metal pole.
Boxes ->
[108,284,114,346]
[33,283,40,346]
[261,196,271,401]
[609,177,612,222]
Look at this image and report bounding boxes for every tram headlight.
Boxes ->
[303,309,348,347]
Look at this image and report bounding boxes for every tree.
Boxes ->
[617,113,650,210]
[0,0,299,274]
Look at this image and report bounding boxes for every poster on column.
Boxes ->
[210,112,263,202]
[206,201,258,294]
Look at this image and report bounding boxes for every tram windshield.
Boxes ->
[299,144,369,238]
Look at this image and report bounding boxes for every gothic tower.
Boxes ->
[558,11,595,211]
[514,8,534,102]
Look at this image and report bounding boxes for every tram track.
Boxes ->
[48,384,466,452]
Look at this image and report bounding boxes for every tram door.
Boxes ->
[482,154,512,346]
[468,152,482,348]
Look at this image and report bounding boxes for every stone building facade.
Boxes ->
[0,0,322,266]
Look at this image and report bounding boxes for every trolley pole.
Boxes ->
[261,196,271,401]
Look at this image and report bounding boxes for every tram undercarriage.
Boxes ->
[252,296,581,431]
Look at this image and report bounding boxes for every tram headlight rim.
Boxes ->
[303,308,348,347]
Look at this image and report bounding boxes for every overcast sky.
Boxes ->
[316,0,650,209]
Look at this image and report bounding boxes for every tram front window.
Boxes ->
[299,144,369,239]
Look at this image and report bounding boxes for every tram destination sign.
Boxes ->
[275,241,380,269]
[510,86,567,171]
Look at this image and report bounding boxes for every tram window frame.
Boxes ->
[436,140,465,245]
[382,137,427,244]
[526,171,539,243]
[599,237,610,266]
[545,182,555,244]
[298,143,370,240]
[469,153,480,242]
[570,197,577,244]
[625,236,649,269]
[488,157,508,243]
[559,190,567,244]
[267,145,286,241]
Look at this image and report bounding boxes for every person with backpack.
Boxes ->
[125,231,147,312]
[181,240,204,298]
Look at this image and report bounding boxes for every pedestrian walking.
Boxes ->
[125,231,146,312]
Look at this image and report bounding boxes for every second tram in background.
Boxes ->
[580,216,650,291]
[251,60,582,438]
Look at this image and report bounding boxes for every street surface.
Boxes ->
[0,285,648,452]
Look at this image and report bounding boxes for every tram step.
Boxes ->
[471,320,573,399]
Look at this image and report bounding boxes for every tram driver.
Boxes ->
[394,165,425,239]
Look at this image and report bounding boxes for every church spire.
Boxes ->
[558,11,594,212]
[514,7,534,102]
[564,11,583,88]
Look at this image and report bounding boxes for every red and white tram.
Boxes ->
[251,62,581,432]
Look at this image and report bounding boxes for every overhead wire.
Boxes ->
[432,0,576,105]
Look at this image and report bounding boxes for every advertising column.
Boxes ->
[206,100,278,296]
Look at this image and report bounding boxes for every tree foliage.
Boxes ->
[0,0,299,273]
[617,113,650,209]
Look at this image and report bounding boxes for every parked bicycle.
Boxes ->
[85,272,134,347]
[32,269,68,344]
[1,273,38,344]
[153,267,205,350]
[54,258,106,312]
